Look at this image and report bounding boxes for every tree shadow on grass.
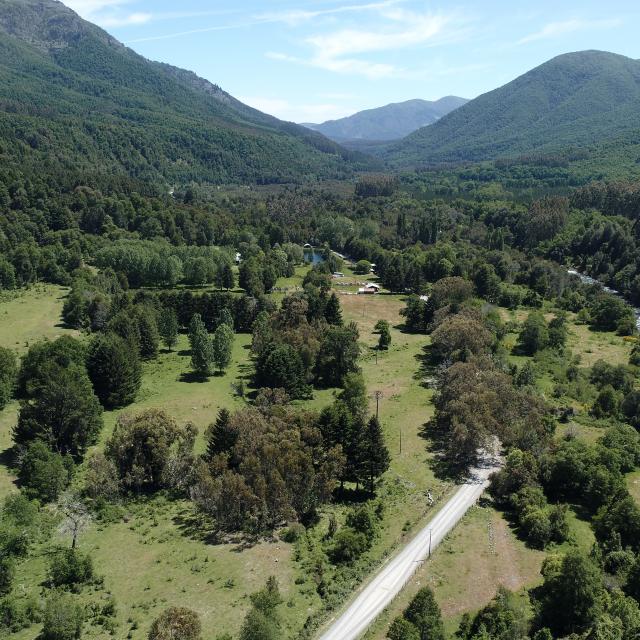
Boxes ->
[413,344,440,389]
[172,508,261,551]
[177,349,191,357]
[172,508,224,545]
[419,419,474,483]
[179,371,210,384]
[333,485,373,505]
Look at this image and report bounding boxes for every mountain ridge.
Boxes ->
[0,0,370,185]
[304,96,468,142]
[385,50,640,167]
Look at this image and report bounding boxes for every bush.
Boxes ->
[0,347,17,411]
[18,441,71,503]
[0,593,40,633]
[354,260,372,275]
[281,523,305,543]
[42,592,85,640]
[329,528,369,564]
[0,557,14,596]
[148,607,201,640]
[48,549,94,589]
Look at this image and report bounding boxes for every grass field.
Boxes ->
[629,470,640,506]
[0,275,451,640]
[1,275,632,640]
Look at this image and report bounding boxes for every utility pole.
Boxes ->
[373,390,383,418]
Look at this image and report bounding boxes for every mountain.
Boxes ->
[385,51,640,167]
[0,0,370,186]
[304,97,468,142]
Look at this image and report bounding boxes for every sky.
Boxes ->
[61,0,640,124]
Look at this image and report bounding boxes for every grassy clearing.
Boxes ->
[0,284,78,354]
[1,276,451,639]
[0,285,80,499]
[628,470,640,505]
[363,505,544,639]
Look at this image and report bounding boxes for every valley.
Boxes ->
[1,2,640,640]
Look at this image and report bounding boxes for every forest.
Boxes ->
[2,149,640,640]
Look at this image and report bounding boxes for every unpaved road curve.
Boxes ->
[318,460,500,640]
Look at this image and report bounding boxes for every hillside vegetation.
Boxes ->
[386,51,640,168]
[0,0,369,185]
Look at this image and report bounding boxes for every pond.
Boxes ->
[303,247,326,265]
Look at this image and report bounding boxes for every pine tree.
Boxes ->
[158,308,179,351]
[205,408,235,459]
[378,325,391,350]
[363,416,390,494]
[216,263,235,291]
[188,314,212,376]
[87,333,142,409]
[324,293,343,325]
[216,308,234,329]
[404,587,445,640]
[137,310,160,360]
[212,323,234,374]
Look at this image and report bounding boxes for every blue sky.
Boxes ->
[62,0,640,123]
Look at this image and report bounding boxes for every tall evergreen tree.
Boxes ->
[324,293,343,325]
[205,408,235,460]
[87,333,142,409]
[216,263,235,291]
[14,365,103,458]
[404,587,445,640]
[363,416,390,493]
[378,325,391,350]
[0,346,17,411]
[137,310,160,360]
[189,314,213,376]
[158,307,179,352]
[212,323,234,374]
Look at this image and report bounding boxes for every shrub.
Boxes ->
[281,523,305,543]
[42,592,85,640]
[148,607,201,640]
[48,549,94,589]
[329,528,369,564]
[18,441,71,503]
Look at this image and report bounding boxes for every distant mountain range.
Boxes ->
[384,50,640,167]
[0,0,373,186]
[303,97,468,142]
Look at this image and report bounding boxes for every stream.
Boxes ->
[568,268,640,331]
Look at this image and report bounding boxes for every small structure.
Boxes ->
[332,272,345,278]
[419,295,430,302]
[235,252,242,264]
[358,283,381,295]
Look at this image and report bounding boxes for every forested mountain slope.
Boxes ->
[0,0,368,185]
[304,96,468,142]
[385,51,640,167]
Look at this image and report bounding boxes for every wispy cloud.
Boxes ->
[63,1,237,30]
[268,8,466,79]
[517,18,622,44]
[256,0,402,26]
[98,12,152,27]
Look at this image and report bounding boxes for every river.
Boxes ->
[568,268,640,330]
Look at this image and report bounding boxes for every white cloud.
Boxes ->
[63,1,242,33]
[98,12,152,27]
[517,18,622,44]
[238,96,357,123]
[268,9,462,79]
[256,0,401,26]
